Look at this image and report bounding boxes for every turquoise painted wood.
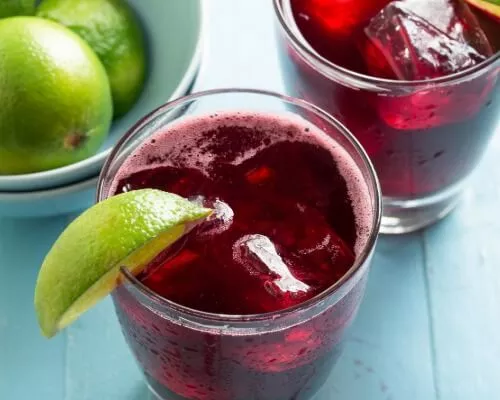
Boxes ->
[1,0,499,399]
[422,134,500,400]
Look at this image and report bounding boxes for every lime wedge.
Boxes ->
[34,189,211,338]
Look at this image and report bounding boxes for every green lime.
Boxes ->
[34,189,211,338]
[0,0,36,18]
[38,0,148,118]
[0,17,112,174]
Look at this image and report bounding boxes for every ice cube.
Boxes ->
[245,166,274,185]
[193,197,234,237]
[233,234,310,295]
[399,0,493,51]
[292,0,392,36]
[363,0,495,129]
[364,0,492,80]
[375,79,495,130]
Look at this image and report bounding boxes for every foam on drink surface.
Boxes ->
[111,111,374,256]
[110,112,373,255]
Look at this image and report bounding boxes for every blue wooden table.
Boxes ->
[1,1,499,399]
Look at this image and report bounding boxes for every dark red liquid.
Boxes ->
[117,130,357,314]
[279,0,500,198]
[110,112,372,400]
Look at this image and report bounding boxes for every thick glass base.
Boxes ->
[143,346,342,400]
[145,377,184,400]
[147,384,164,400]
[147,385,324,400]
[380,183,464,234]
[146,374,327,400]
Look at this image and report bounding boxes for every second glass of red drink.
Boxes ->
[275,0,500,233]
[98,89,381,399]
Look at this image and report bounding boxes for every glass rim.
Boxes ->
[97,87,382,325]
[273,0,500,89]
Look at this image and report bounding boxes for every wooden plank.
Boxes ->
[64,298,145,400]
[423,134,500,400]
[197,0,283,93]
[319,235,437,400]
[0,216,68,400]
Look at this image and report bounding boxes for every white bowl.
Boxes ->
[0,176,98,218]
[0,0,203,192]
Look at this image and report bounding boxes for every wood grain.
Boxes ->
[422,134,500,400]
[321,235,437,400]
[0,217,68,400]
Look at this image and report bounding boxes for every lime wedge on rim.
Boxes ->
[34,189,211,338]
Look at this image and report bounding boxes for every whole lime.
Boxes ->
[0,17,113,175]
[0,0,36,18]
[38,0,148,118]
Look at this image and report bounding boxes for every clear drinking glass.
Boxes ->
[98,89,381,400]
[274,0,500,234]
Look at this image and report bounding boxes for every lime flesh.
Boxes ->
[34,189,211,338]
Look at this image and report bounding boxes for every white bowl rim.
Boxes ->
[0,175,98,200]
[0,1,204,190]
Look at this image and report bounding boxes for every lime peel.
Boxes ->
[37,0,148,118]
[34,189,211,338]
[466,0,500,17]
[0,0,36,18]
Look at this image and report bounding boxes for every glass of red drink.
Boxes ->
[98,89,381,400]
[274,0,500,233]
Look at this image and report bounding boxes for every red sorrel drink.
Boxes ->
[275,0,500,233]
[98,90,380,400]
